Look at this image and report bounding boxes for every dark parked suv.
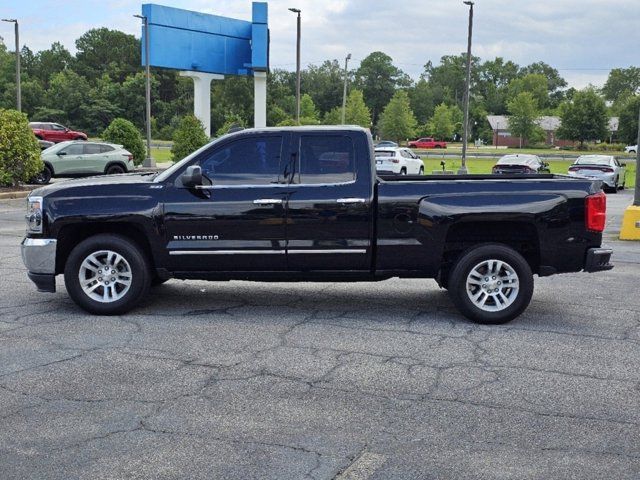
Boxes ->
[29,122,87,143]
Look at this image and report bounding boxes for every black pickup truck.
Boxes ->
[21,126,612,324]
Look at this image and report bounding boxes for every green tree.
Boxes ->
[557,89,608,147]
[102,118,146,165]
[0,109,42,186]
[215,113,245,137]
[299,93,320,125]
[378,90,417,143]
[601,67,640,102]
[27,42,74,88]
[344,89,371,127]
[427,103,454,140]
[302,59,345,115]
[172,115,209,161]
[75,28,140,82]
[355,52,407,125]
[44,70,91,129]
[507,92,539,146]
[408,78,437,124]
[323,107,342,125]
[520,61,567,107]
[507,73,549,109]
[617,95,640,145]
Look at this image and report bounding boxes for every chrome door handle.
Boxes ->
[253,198,283,205]
[336,198,367,204]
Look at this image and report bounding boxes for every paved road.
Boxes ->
[0,192,639,479]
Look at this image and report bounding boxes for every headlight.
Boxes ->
[26,196,43,234]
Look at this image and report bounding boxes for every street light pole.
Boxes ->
[341,53,351,124]
[458,1,474,175]
[134,14,154,168]
[289,8,301,124]
[2,19,20,112]
[634,105,640,206]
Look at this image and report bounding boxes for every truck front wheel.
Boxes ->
[448,244,533,324]
[64,234,151,315]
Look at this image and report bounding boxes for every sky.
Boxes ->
[1,0,638,89]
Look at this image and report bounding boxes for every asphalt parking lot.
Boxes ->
[0,190,639,479]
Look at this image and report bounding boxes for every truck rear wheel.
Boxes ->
[64,234,151,315]
[448,244,533,324]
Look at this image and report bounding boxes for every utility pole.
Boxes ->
[341,53,351,124]
[634,105,640,206]
[134,14,155,167]
[458,1,474,175]
[2,19,20,112]
[289,8,301,124]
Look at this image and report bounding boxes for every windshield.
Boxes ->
[575,156,612,166]
[154,136,225,182]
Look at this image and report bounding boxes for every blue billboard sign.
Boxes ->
[141,2,268,76]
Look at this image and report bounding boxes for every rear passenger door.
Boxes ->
[82,143,106,173]
[285,132,373,272]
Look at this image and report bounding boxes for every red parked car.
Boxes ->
[29,122,87,143]
[407,137,447,149]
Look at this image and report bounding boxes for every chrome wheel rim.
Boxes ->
[78,250,132,303]
[466,259,519,312]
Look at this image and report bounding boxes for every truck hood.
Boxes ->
[29,172,158,198]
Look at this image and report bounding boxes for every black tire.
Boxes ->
[448,243,533,324]
[76,136,86,141]
[31,166,52,185]
[106,164,125,175]
[64,234,151,315]
[400,168,407,175]
[418,166,424,175]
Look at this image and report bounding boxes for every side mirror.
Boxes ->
[64,128,69,132]
[57,151,67,156]
[620,163,627,167]
[181,165,203,188]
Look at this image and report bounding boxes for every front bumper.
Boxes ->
[584,247,613,272]
[21,238,57,292]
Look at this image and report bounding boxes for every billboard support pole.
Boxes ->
[180,71,224,138]
[254,71,267,128]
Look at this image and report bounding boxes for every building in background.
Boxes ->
[487,115,619,147]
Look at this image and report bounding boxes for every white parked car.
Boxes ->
[374,147,424,175]
[567,155,626,192]
[624,144,637,154]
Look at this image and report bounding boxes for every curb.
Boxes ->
[0,190,31,200]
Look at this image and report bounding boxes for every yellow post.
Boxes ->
[620,206,640,240]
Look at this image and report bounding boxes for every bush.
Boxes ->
[0,109,43,186]
[215,114,245,138]
[591,142,626,152]
[102,118,146,165]
[172,115,208,162]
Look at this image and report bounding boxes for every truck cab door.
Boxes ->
[161,133,290,272]
[285,132,373,272]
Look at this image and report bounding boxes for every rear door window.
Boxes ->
[100,145,115,153]
[83,144,102,155]
[297,135,356,184]
[198,135,283,185]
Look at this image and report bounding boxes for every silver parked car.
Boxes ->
[567,155,626,192]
